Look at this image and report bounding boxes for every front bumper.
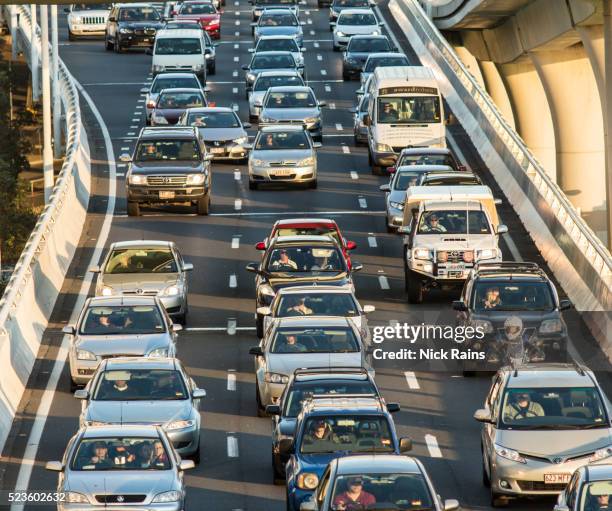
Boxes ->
[127,186,208,203]
[203,25,221,38]
[333,34,351,47]
[342,63,362,78]
[69,24,106,36]
[58,501,183,511]
[117,33,156,48]
[249,164,316,183]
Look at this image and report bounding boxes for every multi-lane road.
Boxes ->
[0,2,610,510]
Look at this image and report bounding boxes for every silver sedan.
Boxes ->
[249,70,305,121]
[45,424,194,511]
[76,357,205,461]
[64,296,180,388]
[246,125,321,189]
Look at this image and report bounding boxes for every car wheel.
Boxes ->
[272,451,285,485]
[333,44,340,52]
[482,457,491,487]
[256,313,264,338]
[308,179,317,189]
[386,221,394,233]
[490,489,507,508]
[114,37,123,53]
[196,195,210,215]
[249,114,258,122]
[249,180,258,190]
[209,63,216,75]
[127,201,140,217]
[68,30,76,41]
[255,381,266,417]
[407,271,424,304]
[372,164,382,175]
[105,36,113,51]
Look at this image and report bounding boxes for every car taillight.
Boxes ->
[463,251,474,263]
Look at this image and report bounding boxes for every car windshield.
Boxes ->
[421,175,480,186]
[275,293,358,317]
[188,111,241,128]
[92,369,187,401]
[274,226,340,243]
[257,0,297,4]
[270,327,359,353]
[472,281,555,312]
[335,0,370,7]
[339,13,377,25]
[155,38,201,55]
[255,130,310,150]
[500,387,608,430]
[258,39,299,52]
[377,96,441,124]
[164,21,201,30]
[265,91,316,108]
[259,13,298,26]
[252,54,296,68]
[80,306,165,335]
[364,56,408,72]
[254,74,304,91]
[300,416,394,454]
[72,437,171,471]
[348,38,389,53]
[266,246,345,273]
[73,3,111,10]
[104,248,178,274]
[158,92,205,109]
[135,140,201,161]
[417,210,491,235]
[284,380,376,417]
[151,77,200,93]
[331,473,434,511]
[119,7,160,21]
[579,481,612,511]
[397,154,455,167]
[393,171,423,191]
[179,3,217,13]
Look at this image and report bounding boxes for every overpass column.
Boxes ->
[604,0,612,249]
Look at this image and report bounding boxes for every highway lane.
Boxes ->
[0,2,610,511]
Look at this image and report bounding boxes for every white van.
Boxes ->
[365,66,446,173]
[399,186,507,303]
[150,29,207,83]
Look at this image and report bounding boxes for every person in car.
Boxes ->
[86,441,113,468]
[587,493,612,511]
[483,287,502,309]
[286,297,313,316]
[112,378,130,394]
[271,249,298,270]
[379,102,399,123]
[333,477,376,510]
[151,441,169,466]
[133,442,155,468]
[503,393,545,421]
[282,334,308,353]
[420,213,447,233]
[303,420,336,445]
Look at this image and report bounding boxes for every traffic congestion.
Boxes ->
[10,1,612,511]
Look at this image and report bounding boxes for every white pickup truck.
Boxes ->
[399,186,507,303]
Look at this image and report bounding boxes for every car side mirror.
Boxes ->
[266,404,281,415]
[443,499,460,511]
[379,184,390,192]
[300,498,316,511]
[386,402,400,413]
[192,388,207,399]
[278,438,294,455]
[204,154,214,161]
[255,242,266,251]
[345,240,357,250]
[300,47,306,52]
[74,389,89,400]
[452,300,467,312]
[496,224,508,235]
[119,153,131,163]
[351,262,363,272]
[249,346,264,357]
[242,64,250,70]
[179,459,195,471]
[330,22,336,26]
[243,122,252,129]
[243,143,253,150]
[399,437,412,453]
[457,164,467,171]
[108,16,117,22]
[318,100,327,107]
[250,22,257,26]
[559,299,572,311]
[494,198,502,205]
[473,408,493,423]
[172,323,183,332]
[378,21,384,25]
[362,305,375,314]
[245,262,260,274]
[300,21,306,25]
[45,461,63,472]
[140,87,150,93]
[182,262,194,271]
[313,142,322,149]
[363,114,370,126]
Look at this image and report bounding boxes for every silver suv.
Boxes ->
[474,363,612,507]
[555,463,612,511]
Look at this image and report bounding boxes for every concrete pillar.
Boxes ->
[478,61,516,130]
[40,5,53,204]
[30,4,39,102]
[453,46,486,88]
[531,48,607,240]
[499,59,557,178]
[604,0,612,249]
[10,6,17,61]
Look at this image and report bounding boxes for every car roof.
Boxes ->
[421,172,477,180]
[271,234,337,244]
[156,28,203,38]
[158,87,204,94]
[586,464,612,481]
[472,262,549,282]
[260,8,297,14]
[252,50,295,57]
[276,285,354,295]
[258,124,307,133]
[154,72,200,80]
[110,240,173,249]
[275,217,336,226]
[365,52,407,60]
[116,3,156,8]
[400,147,453,156]
[138,126,198,140]
[257,70,302,78]
[339,7,375,14]
[276,316,351,328]
[304,395,384,414]
[102,357,179,371]
[266,85,313,93]
[504,364,596,388]
[396,164,454,173]
[336,455,421,475]
[422,200,486,211]
[86,296,160,307]
[82,424,162,438]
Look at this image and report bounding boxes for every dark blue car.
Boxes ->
[281,395,411,511]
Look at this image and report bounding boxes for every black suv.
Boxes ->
[122,126,213,216]
[342,35,396,80]
[453,262,571,373]
[105,3,164,52]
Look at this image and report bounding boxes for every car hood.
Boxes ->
[496,429,612,459]
[251,148,313,162]
[269,352,363,375]
[86,400,192,425]
[256,26,301,37]
[262,107,319,120]
[75,333,171,355]
[267,273,350,291]
[413,234,497,250]
[197,127,246,141]
[101,273,179,292]
[130,161,203,174]
[65,471,176,496]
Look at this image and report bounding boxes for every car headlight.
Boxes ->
[70,16,82,24]
[162,284,180,296]
[152,113,168,125]
[539,319,564,334]
[100,285,114,296]
[471,319,494,334]
[186,173,206,185]
[247,73,257,82]
[128,174,147,185]
[152,491,182,503]
[336,31,345,37]
[251,158,267,166]
[76,349,97,361]
[260,284,275,297]
[375,143,393,152]
[476,248,498,260]
[264,372,289,384]
[589,445,612,463]
[119,27,133,34]
[208,19,220,26]
[389,201,404,211]
[413,247,432,260]
[298,156,315,166]
[494,444,526,464]
[192,64,204,71]
[296,473,319,490]
[164,419,196,431]
[64,492,89,504]
[233,136,248,145]
[148,347,169,358]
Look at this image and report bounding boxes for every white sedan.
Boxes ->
[331,8,383,51]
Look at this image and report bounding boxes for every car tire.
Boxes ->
[490,489,507,508]
[196,195,210,215]
[105,36,113,51]
[249,114,258,123]
[209,63,216,75]
[255,382,266,417]
[249,180,258,190]
[308,179,317,189]
[68,30,76,41]
[386,222,394,233]
[272,452,285,485]
[407,271,424,304]
[256,313,264,338]
[114,37,123,53]
[70,378,79,393]
[333,44,340,52]
[482,457,491,488]
[127,201,140,217]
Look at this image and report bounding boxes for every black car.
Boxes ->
[122,126,213,216]
[245,235,363,335]
[391,147,466,173]
[453,262,572,374]
[329,0,373,23]
[105,3,164,52]
[266,367,386,483]
[342,35,396,81]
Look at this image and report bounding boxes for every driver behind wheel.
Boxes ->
[503,392,545,421]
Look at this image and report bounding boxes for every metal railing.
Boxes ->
[391,0,612,311]
[0,5,82,321]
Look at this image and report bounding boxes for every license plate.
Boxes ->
[159,191,175,199]
[446,263,465,271]
[273,169,293,176]
[448,271,463,278]
[544,474,571,484]
[210,147,225,154]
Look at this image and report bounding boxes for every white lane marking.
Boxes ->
[313,41,319,48]
[350,171,358,180]
[325,84,331,92]
[130,125,138,129]
[358,197,367,208]
[234,43,239,49]
[235,30,240,36]
[425,434,443,458]
[131,118,139,122]
[307,18,312,24]
[229,274,238,288]
[234,56,239,62]
[320,69,327,75]
[127,132,135,136]
[389,319,399,326]
[378,275,390,290]
[227,435,239,457]
[328,102,336,109]
[209,210,386,217]
[117,163,127,168]
[137,98,145,103]
[120,146,129,151]
[231,236,240,249]
[235,20,241,25]
[404,371,420,389]
[232,103,239,111]
[335,123,342,131]
[135,105,143,109]
[368,235,377,247]
[227,318,237,335]
[233,87,238,94]
[232,70,239,78]
[227,370,237,391]
[234,199,242,210]
[234,170,241,180]
[234,0,239,4]
[305,10,310,14]
[342,145,350,153]
[116,172,125,177]
[81,81,148,86]
[317,54,322,61]
[10,80,117,508]
[235,10,240,15]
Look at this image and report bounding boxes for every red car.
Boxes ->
[256,218,357,268]
[174,2,221,39]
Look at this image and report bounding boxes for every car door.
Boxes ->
[316,466,333,510]
[107,6,118,41]
[254,323,273,386]
[482,373,504,470]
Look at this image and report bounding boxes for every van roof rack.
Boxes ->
[474,262,545,278]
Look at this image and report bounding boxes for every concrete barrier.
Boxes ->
[0,6,91,453]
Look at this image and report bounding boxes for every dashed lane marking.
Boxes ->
[342,145,350,153]
[227,370,237,391]
[320,69,327,75]
[227,435,239,457]
[404,371,420,389]
[209,209,385,217]
[358,197,367,208]
[234,170,241,180]
[229,274,237,288]
[317,54,322,61]
[425,434,443,458]
[234,199,242,210]
[368,235,377,247]
[335,123,342,131]
[325,84,331,92]
[378,275,390,290]
[350,171,358,179]
[231,236,240,249]
[227,318,237,335]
